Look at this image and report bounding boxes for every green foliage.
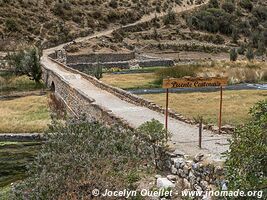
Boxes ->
[225,99,267,194]
[163,9,176,25]
[222,2,235,13]
[155,65,197,85]
[94,65,103,80]
[208,0,220,8]
[189,8,234,35]
[13,119,154,199]
[5,18,19,32]
[229,48,238,61]
[138,119,171,169]
[237,44,246,55]
[8,47,42,83]
[240,0,253,11]
[246,47,254,61]
[109,0,118,9]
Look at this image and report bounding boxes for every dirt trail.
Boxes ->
[41,0,229,160]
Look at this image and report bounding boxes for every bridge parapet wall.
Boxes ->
[41,64,133,129]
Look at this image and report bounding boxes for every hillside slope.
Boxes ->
[0,0,185,50]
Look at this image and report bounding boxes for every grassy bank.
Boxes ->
[140,90,267,126]
[0,95,50,133]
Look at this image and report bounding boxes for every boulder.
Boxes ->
[156,178,175,188]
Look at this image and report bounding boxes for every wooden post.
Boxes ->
[219,86,223,134]
[165,88,169,132]
[199,117,203,148]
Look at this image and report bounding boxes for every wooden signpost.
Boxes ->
[163,77,228,134]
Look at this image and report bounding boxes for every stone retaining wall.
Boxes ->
[66,52,135,64]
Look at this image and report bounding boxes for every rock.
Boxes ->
[178,169,186,178]
[183,165,190,175]
[167,175,177,181]
[200,181,209,190]
[155,174,162,179]
[194,153,204,162]
[156,178,175,188]
[214,166,224,176]
[194,184,202,192]
[173,149,185,157]
[174,158,185,169]
[171,165,178,175]
[183,178,191,189]
[192,163,199,170]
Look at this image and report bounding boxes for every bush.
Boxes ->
[225,100,267,192]
[109,0,118,9]
[222,2,235,13]
[13,119,155,199]
[240,0,253,11]
[229,48,238,61]
[5,18,19,32]
[246,47,254,61]
[155,65,197,85]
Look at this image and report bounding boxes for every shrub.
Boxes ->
[13,119,154,199]
[229,48,238,61]
[155,65,197,85]
[224,100,267,192]
[246,47,254,61]
[209,0,220,8]
[109,0,118,9]
[237,44,246,55]
[5,18,19,32]
[222,2,235,13]
[240,0,253,11]
[138,119,171,169]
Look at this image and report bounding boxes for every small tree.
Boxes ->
[230,48,238,61]
[138,119,171,169]
[246,47,255,61]
[8,47,42,83]
[257,33,266,61]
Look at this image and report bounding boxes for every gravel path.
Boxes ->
[41,0,229,159]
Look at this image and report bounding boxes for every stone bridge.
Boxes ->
[40,0,228,160]
[41,53,229,160]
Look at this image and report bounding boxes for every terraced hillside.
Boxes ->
[65,0,266,61]
[0,0,185,50]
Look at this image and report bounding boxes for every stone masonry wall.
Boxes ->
[66,52,135,64]
[42,64,133,130]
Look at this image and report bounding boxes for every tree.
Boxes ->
[224,100,267,192]
[8,47,42,83]
[230,48,238,61]
[246,47,254,61]
[240,0,253,12]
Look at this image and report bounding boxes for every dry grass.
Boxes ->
[101,73,157,89]
[0,95,50,133]
[140,90,267,126]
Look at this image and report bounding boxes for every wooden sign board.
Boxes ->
[163,77,228,89]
